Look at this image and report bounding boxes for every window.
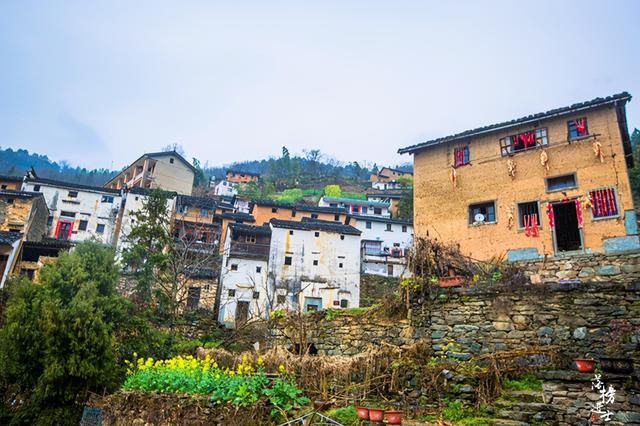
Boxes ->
[313,260,318,266]
[228,289,236,297]
[284,256,292,265]
[500,128,548,156]
[169,158,175,164]
[340,299,349,308]
[47,216,54,226]
[314,231,320,237]
[546,174,577,192]
[373,207,382,215]
[252,291,260,299]
[256,266,262,273]
[386,224,392,231]
[200,208,208,217]
[366,221,372,229]
[78,220,88,231]
[469,201,496,224]
[402,225,407,232]
[338,263,343,268]
[96,224,105,233]
[177,205,187,214]
[0,185,6,189]
[453,146,470,167]
[61,211,75,218]
[340,235,345,240]
[231,264,238,271]
[6,198,14,204]
[245,235,256,243]
[33,185,41,192]
[568,117,588,139]
[334,214,340,221]
[101,195,114,203]
[517,202,541,229]
[311,213,319,219]
[272,207,278,213]
[68,191,78,198]
[364,241,382,255]
[277,295,286,304]
[289,230,294,235]
[589,188,618,218]
[351,205,360,214]
[291,210,296,217]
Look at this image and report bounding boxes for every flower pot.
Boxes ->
[600,357,634,374]
[575,358,596,373]
[368,408,384,422]
[385,410,403,424]
[355,406,369,420]
[438,276,465,288]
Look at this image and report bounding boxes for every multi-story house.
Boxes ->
[104,150,196,195]
[369,167,413,190]
[350,215,413,277]
[226,169,260,184]
[217,218,361,328]
[318,196,391,218]
[250,199,348,225]
[398,92,636,261]
[22,175,122,244]
[366,191,403,218]
[213,180,238,197]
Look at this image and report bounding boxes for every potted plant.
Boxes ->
[600,319,638,374]
[385,409,404,424]
[355,405,369,420]
[368,407,385,422]
[575,356,596,373]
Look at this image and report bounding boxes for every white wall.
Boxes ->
[214,180,238,197]
[22,181,122,245]
[217,256,269,327]
[318,197,390,218]
[268,226,361,311]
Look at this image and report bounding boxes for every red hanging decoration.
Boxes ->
[575,199,583,229]
[575,118,586,135]
[524,215,530,237]
[531,214,539,237]
[546,203,555,230]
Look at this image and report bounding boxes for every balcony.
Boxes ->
[229,242,270,259]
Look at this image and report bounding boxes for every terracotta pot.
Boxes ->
[355,406,369,420]
[575,358,596,373]
[385,410,403,424]
[438,276,465,287]
[600,357,634,374]
[368,408,384,422]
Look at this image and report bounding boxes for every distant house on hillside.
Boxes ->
[226,169,260,184]
[213,180,238,197]
[369,167,412,190]
[104,151,196,195]
[318,196,391,218]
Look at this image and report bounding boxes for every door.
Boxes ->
[235,301,250,327]
[57,221,73,240]
[186,287,201,310]
[553,201,583,252]
[387,264,394,277]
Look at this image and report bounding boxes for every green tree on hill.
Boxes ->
[396,176,413,220]
[323,184,342,198]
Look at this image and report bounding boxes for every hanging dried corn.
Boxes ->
[592,140,604,163]
[540,149,549,173]
[507,159,516,178]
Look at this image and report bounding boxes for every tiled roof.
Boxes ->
[216,212,256,222]
[0,174,23,182]
[23,238,74,249]
[253,199,348,214]
[349,214,413,226]
[0,189,44,199]
[229,223,271,236]
[25,177,121,194]
[321,197,390,207]
[0,231,22,245]
[398,92,632,154]
[271,218,361,236]
[365,190,403,199]
[177,195,218,209]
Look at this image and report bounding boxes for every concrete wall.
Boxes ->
[22,182,120,244]
[268,226,361,310]
[151,156,194,195]
[412,105,635,260]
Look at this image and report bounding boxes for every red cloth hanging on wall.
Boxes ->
[546,203,555,230]
[575,199,583,228]
[575,118,586,135]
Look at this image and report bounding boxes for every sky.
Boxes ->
[0,1,639,171]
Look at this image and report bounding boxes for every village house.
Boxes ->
[22,173,122,244]
[318,196,391,218]
[217,218,361,328]
[250,199,348,225]
[226,169,260,184]
[104,150,196,195]
[369,167,413,190]
[0,174,23,191]
[216,212,257,255]
[350,214,413,277]
[212,179,238,197]
[366,191,404,218]
[398,92,637,261]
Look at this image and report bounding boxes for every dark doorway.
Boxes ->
[58,221,72,240]
[186,287,201,310]
[387,264,394,277]
[235,301,250,328]
[553,201,582,252]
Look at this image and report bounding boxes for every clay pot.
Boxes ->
[385,410,403,424]
[355,406,369,420]
[575,358,596,373]
[368,408,385,422]
[600,357,634,374]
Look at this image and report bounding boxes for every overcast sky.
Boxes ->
[1,1,638,170]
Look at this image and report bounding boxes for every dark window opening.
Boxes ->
[373,207,382,215]
[517,202,541,229]
[101,195,114,203]
[33,185,41,192]
[334,214,340,221]
[402,225,407,232]
[340,235,345,240]
[469,201,496,224]
[252,291,260,299]
[546,174,577,192]
[386,224,392,231]
[500,128,548,156]
[311,213,319,219]
[338,262,343,268]
[340,299,349,308]
[256,266,262,273]
[7,198,14,204]
[284,256,292,265]
[454,146,470,167]
[68,191,78,198]
[169,158,175,164]
[366,221,372,229]
[96,224,105,233]
[313,259,318,266]
[289,230,294,235]
[228,289,236,297]
[231,264,238,271]
[589,188,618,218]
[291,210,296,217]
[60,211,76,218]
[568,117,588,139]
[277,295,286,304]
[78,220,88,231]
[314,231,320,237]
[272,207,278,213]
